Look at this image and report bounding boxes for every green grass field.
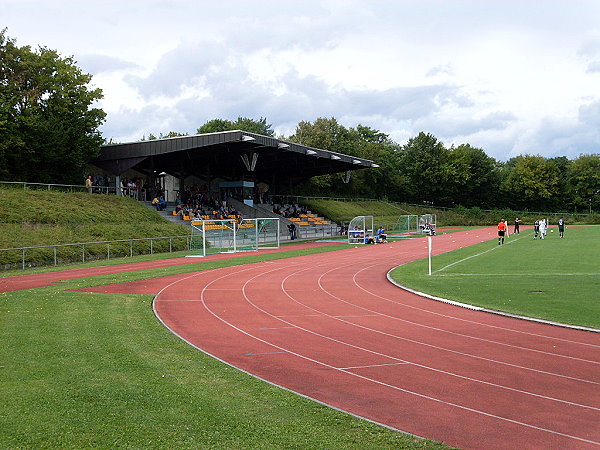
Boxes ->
[390,226,600,329]
[0,244,448,449]
[3,224,596,448]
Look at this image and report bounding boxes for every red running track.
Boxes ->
[20,228,598,448]
[0,242,333,292]
[150,227,600,449]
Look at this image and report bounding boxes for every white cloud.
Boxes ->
[3,0,600,159]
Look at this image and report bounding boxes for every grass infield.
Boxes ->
[0,244,448,449]
[390,226,600,329]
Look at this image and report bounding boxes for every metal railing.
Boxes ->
[0,180,166,202]
[0,235,190,271]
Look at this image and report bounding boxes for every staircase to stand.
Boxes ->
[142,200,342,241]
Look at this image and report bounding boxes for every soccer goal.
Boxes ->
[393,215,419,234]
[189,218,280,257]
[348,215,374,244]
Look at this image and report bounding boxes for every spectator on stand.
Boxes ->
[158,196,167,211]
[85,175,93,193]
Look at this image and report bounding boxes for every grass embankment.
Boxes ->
[300,199,600,227]
[0,245,447,449]
[0,187,189,267]
[390,226,600,329]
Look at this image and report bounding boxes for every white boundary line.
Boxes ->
[433,232,526,274]
[204,262,600,445]
[386,271,600,334]
[151,250,600,446]
[152,268,429,439]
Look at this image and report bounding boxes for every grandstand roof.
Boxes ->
[92,130,377,184]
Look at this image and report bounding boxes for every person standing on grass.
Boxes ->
[534,219,540,239]
[85,175,93,193]
[497,219,507,245]
[539,218,547,239]
[514,217,521,234]
[558,217,566,238]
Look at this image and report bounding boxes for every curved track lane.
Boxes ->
[154,228,600,449]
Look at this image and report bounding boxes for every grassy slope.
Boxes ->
[301,199,600,227]
[390,226,600,329]
[0,245,447,449]
[0,188,190,267]
[0,187,189,247]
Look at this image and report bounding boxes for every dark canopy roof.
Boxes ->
[92,130,377,185]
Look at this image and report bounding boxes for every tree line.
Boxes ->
[191,116,599,213]
[1,31,598,213]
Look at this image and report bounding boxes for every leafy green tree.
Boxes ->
[349,125,404,199]
[233,117,274,136]
[0,29,105,183]
[447,144,500,207]
[142,131,188,140]
[288,118,355,194]
[548,156,572,209]
[398,132,453,204]
[290,117,354,153]
[196,117,274,136]
[288,119,407,199]
[500,155,561,210]
[567,154,600,212]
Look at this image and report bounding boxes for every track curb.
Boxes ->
[386,269,600,334]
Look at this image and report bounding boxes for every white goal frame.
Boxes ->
[188,218,280,257]
[348,215,374,245]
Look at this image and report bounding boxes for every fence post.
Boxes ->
[54,247,57,266]
[130,240,133,257]
[82,244,85,263]
[150,238,153,255]
[107,243,110,260]
[169,238,172,253]
[22,249,25,270]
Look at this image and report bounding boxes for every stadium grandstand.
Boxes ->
[90,130,377,240]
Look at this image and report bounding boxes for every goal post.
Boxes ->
[189,219,237,257]
[394,215,419,234]
[348,215,374,244]
[189,217,280,257]
[236,218,281,251]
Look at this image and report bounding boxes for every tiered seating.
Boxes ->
[297,213,329,226]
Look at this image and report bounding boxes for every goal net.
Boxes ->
[236,218,280,251]
[189,218,280,257]
[394,215,419,234]
[348,215,374,244]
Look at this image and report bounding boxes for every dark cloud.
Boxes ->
[414,110,516,138]
[124,42,225,98]
[75,54,139,75]
[585,61,600,73]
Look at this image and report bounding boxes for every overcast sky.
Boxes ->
[3,0,600,160]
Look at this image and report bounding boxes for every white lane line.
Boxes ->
[256,263,600,406]
[327,264,600,367]
[198,263,600,445]
[354,260,600,347]
[434,273,599,277]
[259,326,297,330]
[339,362,410,370]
